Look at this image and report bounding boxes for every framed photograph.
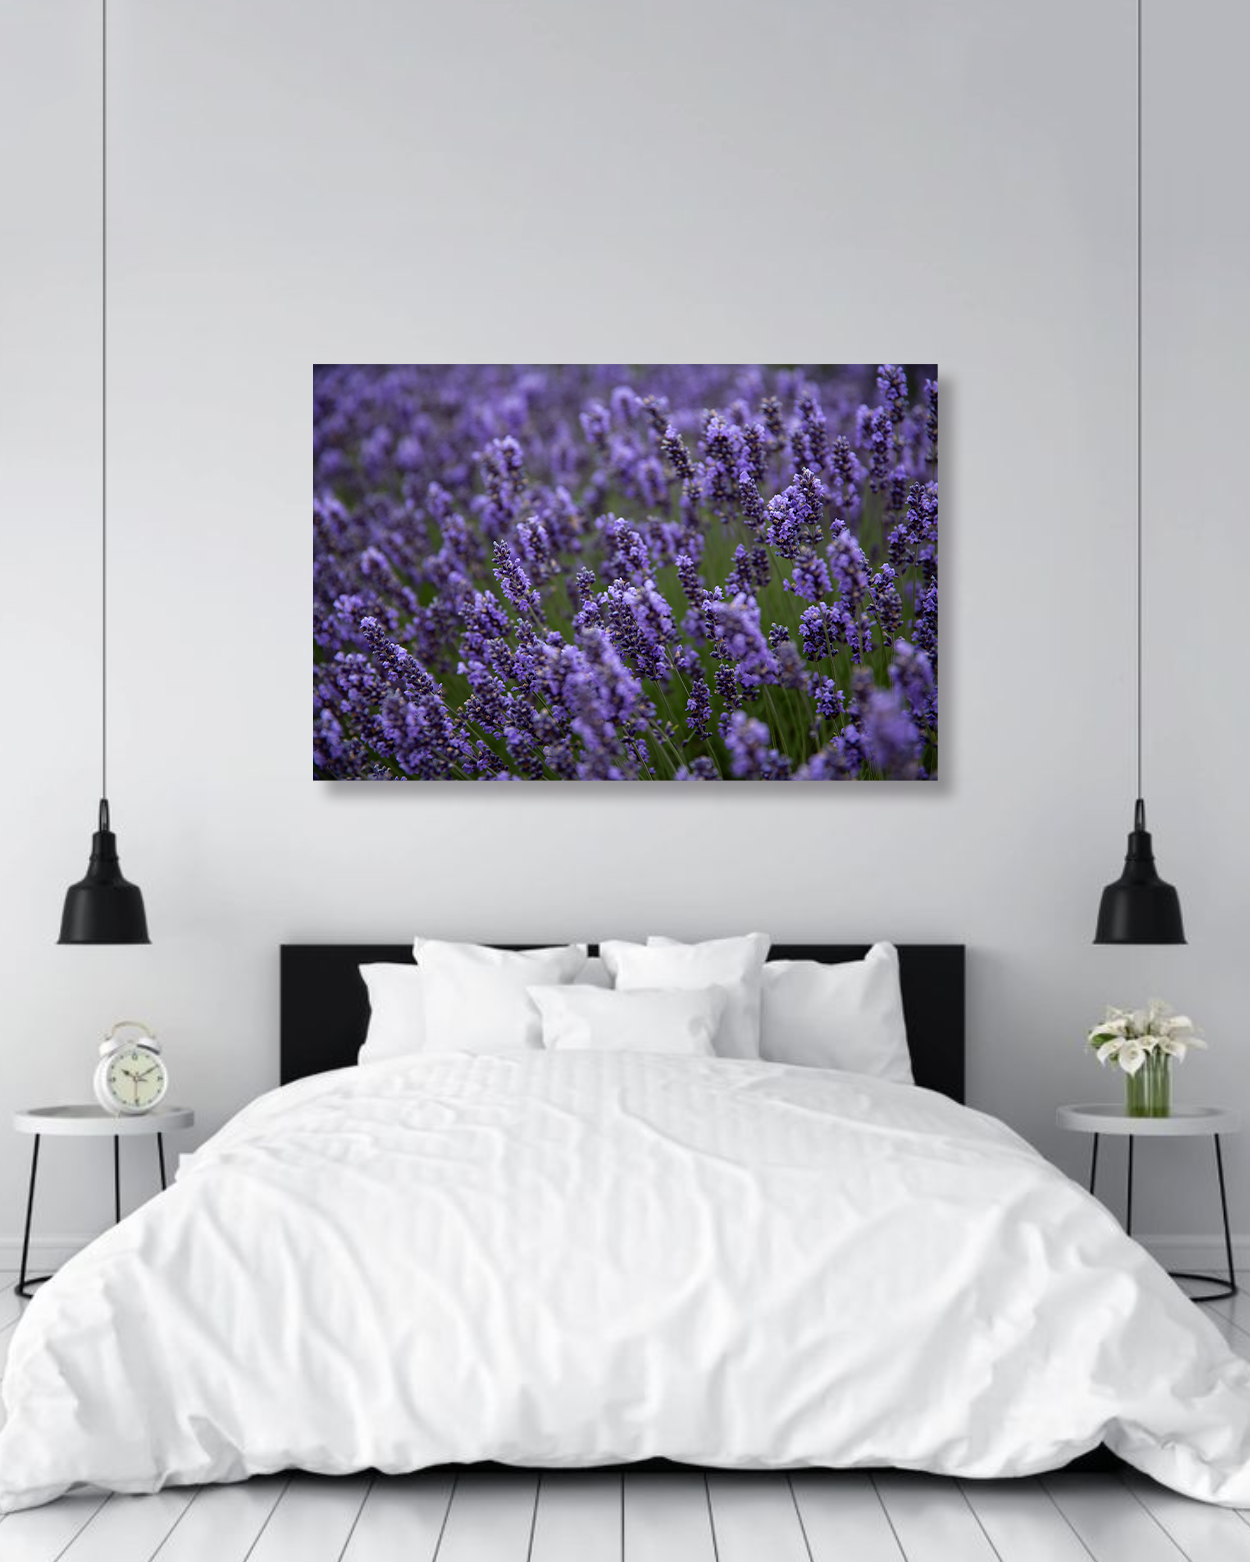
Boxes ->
[314,365,937,781]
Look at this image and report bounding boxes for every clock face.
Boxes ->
[105,1047,167,1112]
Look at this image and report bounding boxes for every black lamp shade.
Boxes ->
[58,799,150,945]
[1094,798,1185,945]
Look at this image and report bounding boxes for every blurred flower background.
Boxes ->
[313,364,938,781]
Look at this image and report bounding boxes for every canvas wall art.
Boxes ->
[314,365,938,780]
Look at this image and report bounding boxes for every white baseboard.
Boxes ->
[2,1232,1248,1280]
[1139,1236,1249,1275]
[0,1234,99,1272]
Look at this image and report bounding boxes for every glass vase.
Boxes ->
[1125,1051,1171,1117]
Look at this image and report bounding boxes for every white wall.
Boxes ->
[1,0,1247,1265]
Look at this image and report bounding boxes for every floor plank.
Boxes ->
[58,1488,195,1561]
[1043,1474,1185,1561]
[529,1472,620,1562]
[790,1471,904,1562]
[1207,1307,1250,1359]
[872,1473,1000,1562]
[146,1478,288,1562]
[959,1478,1096,1562]
[1125,1473,1250,1561]
[706,1473,809,1562]
[1208,1291,1250,1347]
[622,1472,716,1562]
[339,1472,456,1562]
[0,1491,111,1562]
[245,1474,372,1562]
[435,1471,538,1562]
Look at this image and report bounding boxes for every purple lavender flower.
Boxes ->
[685,665,711,741]
[760,394,784,447]
[704,594,779,691]
[784,550,832,603]
[859,405,894,492]
[765,467,826,559]
[674,756,719,780]
[795,389,829,470]
[492,540,541,618]
[580,401,612,452]
[724,712,791,779]
[858,683,923,779]
[798,601,847,662]
[924,377,938,466]
[659,423,694,481]
[877,364,909,426]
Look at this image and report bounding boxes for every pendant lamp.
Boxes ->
[59,0,150,946]
[1094,0,1184,946]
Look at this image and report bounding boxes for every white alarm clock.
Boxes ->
[94,1021,169,1116]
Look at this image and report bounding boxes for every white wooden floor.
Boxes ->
[2,1273,1250,1561]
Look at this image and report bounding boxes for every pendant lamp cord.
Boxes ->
[1135,0,1143,802]
[101,0,108,802]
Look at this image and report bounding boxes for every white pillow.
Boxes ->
[529,984,725,1055]
[601,933,770,1059]
[358,963,426,1063]
[760,943,912,1081]
[413,940,588,1054]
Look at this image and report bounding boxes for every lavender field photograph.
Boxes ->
[314,365,938,781]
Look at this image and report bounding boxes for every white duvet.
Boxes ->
[3,1050,1250,1511]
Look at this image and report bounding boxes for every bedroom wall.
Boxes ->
[1,0,1247,1267]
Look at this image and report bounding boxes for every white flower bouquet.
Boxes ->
[1087,999,1205,1117]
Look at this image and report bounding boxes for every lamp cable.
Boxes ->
[1135,0,1143,803]
[101,0,108,802]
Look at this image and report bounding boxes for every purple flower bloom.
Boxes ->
[858,683,923,779]
[674,755,719,780]
[685,665,711,741]
[659,423,694,481]
[492,540,541,618]
[795,389,829,471]
[859,404,894,492]
[784,550,832,603]
[724,712,791,779]
[877,364,909,426]
[765,467,826,559]
[580,401,612,451]
[828,530,870,617]
[871,564,903,644]
[798,601,847,662]
[705,593,779,691]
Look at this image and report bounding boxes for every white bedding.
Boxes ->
[3,1051,1250,1510]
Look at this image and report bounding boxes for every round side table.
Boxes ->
[13,1105,195,1300]
[1057,1103,1239,1302]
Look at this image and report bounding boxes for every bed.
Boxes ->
[3,937,1250,1512]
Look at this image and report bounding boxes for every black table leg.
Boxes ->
[1126,1135,1134,1236]
[1089,1134,1100,1195]
[157,1133,166,1191]
[1216,1135,1237,1296]
[15,1135,51,1300]
[1167,1133,1238,1303]
[113,1135,121,1224]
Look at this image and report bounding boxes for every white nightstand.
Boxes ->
[14,1104,194,1300]
[1057,1103,1239,1302]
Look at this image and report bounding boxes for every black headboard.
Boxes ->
[280,944,965,1102]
